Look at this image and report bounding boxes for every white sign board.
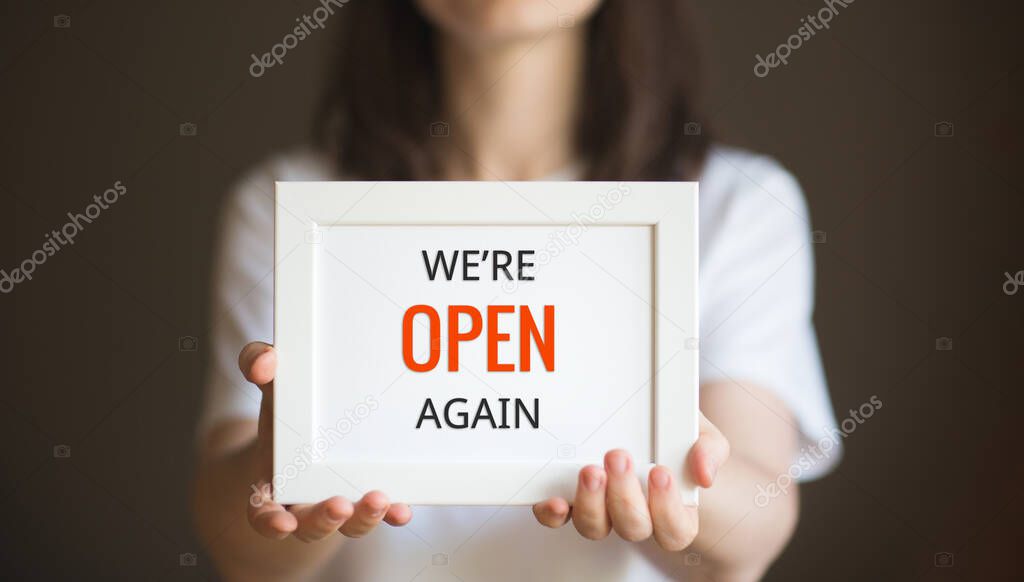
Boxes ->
[274,181,698,505]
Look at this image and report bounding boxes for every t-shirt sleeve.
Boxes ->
[195,169,276,443]
[699,154,840,480]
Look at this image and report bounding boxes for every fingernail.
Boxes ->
[583,471,602,492]
[607,453,628,475]
[651,468,670,490]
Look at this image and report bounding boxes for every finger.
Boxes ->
[571,465,611,540]
[604,449,653,542]
[532,497,571,528]
[339,491,390,538]
[247,482,297,539]
[688,414,731,488]
[383,503,413,526]
[239,342,276,388]
[291,497,354,542]
[239,342,277,448]
[648,465,698,551]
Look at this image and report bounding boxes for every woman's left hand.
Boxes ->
[532,413,729,551]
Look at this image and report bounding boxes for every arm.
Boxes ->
[530,379,799,581]
[192,421,345,582]
[687,379,801,581]
[530,379,800,582]
[192,343,412,582]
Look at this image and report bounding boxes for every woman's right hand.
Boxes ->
[238,341,413,542]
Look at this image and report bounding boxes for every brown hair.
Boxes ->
[316,0,709,181]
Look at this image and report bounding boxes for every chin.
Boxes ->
[415,0,603,43]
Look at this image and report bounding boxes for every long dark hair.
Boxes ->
[316,0,710,181]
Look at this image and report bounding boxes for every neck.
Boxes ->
[438,28,585,181]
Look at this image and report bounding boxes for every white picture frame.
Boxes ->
[273,181,699,506]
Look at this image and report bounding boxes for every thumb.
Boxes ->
[688,413,730,489]
[238,342,276,459]
[239,342,276,389]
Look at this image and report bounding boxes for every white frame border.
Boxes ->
[274,181,699,505]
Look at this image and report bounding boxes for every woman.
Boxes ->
[193,1,839,580]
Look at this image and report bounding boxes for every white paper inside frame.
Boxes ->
[314,225,653,468]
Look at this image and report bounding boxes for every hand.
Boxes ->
[532,414,729,551]
[238,341,413,542]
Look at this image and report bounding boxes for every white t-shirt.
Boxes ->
[199,145,839,581]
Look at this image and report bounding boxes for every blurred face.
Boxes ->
[414,0,603,44]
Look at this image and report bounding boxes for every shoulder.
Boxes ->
[697,145,812,251]
[252,145,337,181]
[223,146,337,220]
[699,145,810,223]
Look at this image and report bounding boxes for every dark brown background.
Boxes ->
[2,0,1021,580]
